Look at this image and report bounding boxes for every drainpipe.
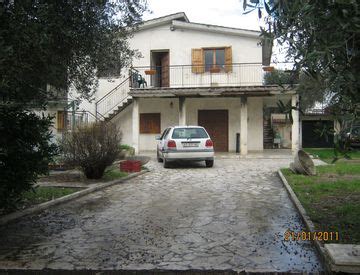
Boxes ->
[236,133,240,153]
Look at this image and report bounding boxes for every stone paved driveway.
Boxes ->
[0,158,322,272]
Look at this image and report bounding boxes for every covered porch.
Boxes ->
[129,85,300,155]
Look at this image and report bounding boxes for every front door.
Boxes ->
[151,51,170,88]
[160,52,169,87]
[198,110,229,152]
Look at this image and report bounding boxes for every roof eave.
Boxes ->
[171,21,260,38]
[136,12,189,32]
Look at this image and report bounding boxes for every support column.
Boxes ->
[132,98,139,154]
[240,97,248,155]
[291,94,300,154]
[178,97,186,126]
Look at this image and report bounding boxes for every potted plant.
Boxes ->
[209,66,221,73]
[263,66,275,72]
[144,69,156,75]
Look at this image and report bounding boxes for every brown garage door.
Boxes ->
[198,110,228,152]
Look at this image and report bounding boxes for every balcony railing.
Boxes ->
[130,63,264,89]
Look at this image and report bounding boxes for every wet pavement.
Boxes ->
[0,158,323,272]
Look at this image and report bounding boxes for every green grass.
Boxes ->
[102,166,128,181]
[21,186,79,207]
[304,148,360,163]
[282,162,360,244]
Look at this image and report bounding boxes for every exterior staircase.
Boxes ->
[263,117,274,149]
[95,77,132,121]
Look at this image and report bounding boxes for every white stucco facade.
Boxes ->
[130,24,261,67]
[72,12,299,154]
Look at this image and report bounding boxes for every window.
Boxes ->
[171,128,209,139]
[140,113,161,134]
[204,48,225,71]
[57,111,65,131]
[191,47,232,73]
[160,128,170,140]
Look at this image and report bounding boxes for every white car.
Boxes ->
[156,126,214,168]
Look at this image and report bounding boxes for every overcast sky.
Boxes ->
[143,0,263,31]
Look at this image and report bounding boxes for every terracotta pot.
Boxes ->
[144,69,156,75]
[209,67,221,73]
[263,66,275,72]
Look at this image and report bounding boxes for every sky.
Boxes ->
[142,0,290,64]
[142,0,263,31]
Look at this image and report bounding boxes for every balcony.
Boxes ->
[129,63,264,89]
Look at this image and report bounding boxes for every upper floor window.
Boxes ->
[204,48,225,72]
[192,47,232,74]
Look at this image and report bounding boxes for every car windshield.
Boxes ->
[172,128,208,139]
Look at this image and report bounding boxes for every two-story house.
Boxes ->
[77,12,300,155]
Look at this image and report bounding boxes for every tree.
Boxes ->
[0,105,58,210]
[242,0,359,155]
[264,69,327,111]
[0,0,146,208]
[241,0,359,117]
[1,0,147,105]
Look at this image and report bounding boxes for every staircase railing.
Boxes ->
[95,77,131,119]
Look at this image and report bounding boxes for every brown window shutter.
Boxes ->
[225,46,232,73]
[191,48,204,73]
[139,113,161,134]
[57,111,65,131]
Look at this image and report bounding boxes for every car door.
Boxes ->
[158,128,170,156]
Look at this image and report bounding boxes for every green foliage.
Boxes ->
[0,0,146,209]
[264,70,296,86]
[304,148,360,164]
[264,69,327,111]
[0,1,146,105]
[103,166,128,181]
[21,187,78,207]
[0,105,58,210]
[282,165,360,244]
[119,144,135,158]
[60,123,122,179]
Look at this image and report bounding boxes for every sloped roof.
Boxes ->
[136,12,189,31]
[137,12,260,38]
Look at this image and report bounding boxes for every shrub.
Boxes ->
[0,105,58,210]
[60,123,121,179]
[118,144,135,159]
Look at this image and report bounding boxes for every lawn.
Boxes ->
[282,158,360,244]
[304,148,360,163]
[20,186,79,209]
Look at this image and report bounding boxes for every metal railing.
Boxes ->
[95,77,131,119]
[65,111,94,130]
[304,108,330,115]
[129,63,264,88]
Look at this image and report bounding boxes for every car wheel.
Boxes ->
[157,150,163,162]
[163,158,170,168]
[205,160,214,167]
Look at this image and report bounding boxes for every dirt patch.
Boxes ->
[38,170,108,186]
[38,170,84,182]
[308,193,360,243]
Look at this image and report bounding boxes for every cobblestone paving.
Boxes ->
[0,158,323,272]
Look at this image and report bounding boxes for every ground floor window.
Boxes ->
[139,113,161,134]
[57,111,65,131]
